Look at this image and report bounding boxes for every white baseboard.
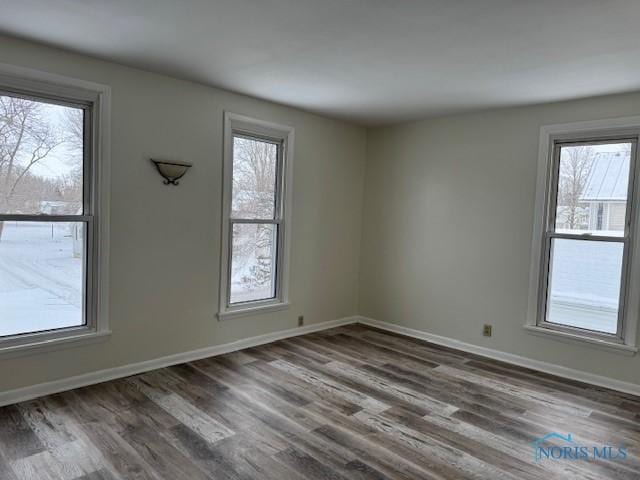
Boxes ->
[0,316,358,407]
[3,314,638,407]
[357,316,640,397]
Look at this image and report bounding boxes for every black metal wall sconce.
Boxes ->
[150,159,193,185]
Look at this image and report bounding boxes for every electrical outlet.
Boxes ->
[483,324,492,337]
[298,315,304,327]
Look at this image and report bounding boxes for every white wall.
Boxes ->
[0,35,366,392]
[360,91,640,386]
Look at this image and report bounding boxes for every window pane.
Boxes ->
[230,223,277,304]
[0,221,84,337]
[546,238,623,334]
[555,143,632,236]
[0,95,84,215]
[231,136,278,220]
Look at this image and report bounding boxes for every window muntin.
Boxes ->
[0,91,92,339]
[540,139,636,338]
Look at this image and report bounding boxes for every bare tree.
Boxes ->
[63,107,83,148]
[0,96,64,239]
[60,108,84,210]
[232,138,277,218]
[557,146,595,230]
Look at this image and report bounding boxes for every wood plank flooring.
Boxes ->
[1,324,639,479]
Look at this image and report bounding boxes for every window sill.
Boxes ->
[217,302,290,321]
[523,324,637,356]
[0,330,112,360]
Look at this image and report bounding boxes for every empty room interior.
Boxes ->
[1,1,640,479]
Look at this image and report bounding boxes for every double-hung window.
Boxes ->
[218,113,293,319]
[0,66,110,353]
[528,118,640,353]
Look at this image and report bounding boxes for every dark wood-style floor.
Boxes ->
[0,324,639,480]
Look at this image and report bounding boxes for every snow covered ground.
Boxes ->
[0,222,83,337]
[547,302,617,333]
[547,239,621,333]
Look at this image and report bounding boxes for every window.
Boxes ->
[544,139,634,337]
[0,65,110,353]
[527,118,640,353]
[219,113,293,319]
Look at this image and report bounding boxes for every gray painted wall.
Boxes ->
[0,35,366,392]
[360,92,640,385]
[2,33,640,394]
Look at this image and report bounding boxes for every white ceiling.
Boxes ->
[1,0,640,125]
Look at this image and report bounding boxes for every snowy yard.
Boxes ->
[547,239,621,333]
[0,222,83,337]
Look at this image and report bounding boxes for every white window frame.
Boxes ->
[0,63,111,358]
[526,117,640,355]
[218,112,294,320]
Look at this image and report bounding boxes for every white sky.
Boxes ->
[591,143,631,153]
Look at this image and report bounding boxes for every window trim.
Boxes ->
[526,117,640,354]
[538,137,637,343]
[218,112,294,320]
[0,63,111,355]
